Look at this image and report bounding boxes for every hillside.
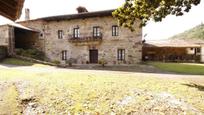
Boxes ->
[170,24,204,40]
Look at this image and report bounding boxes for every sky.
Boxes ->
[0,0,204,40]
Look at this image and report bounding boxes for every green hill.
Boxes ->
[170,24,204,40]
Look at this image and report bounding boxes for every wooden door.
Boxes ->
[89,50,98,63]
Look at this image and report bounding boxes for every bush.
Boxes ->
[15,48,45,60]
[52,60,60,65]
[66,58,77,67]
[98,58,107,67]
[15,48,24,55]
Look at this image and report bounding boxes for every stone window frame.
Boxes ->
[93,26,101,37]
[39,32,44,39]
[112,25,119,36]
[62,50,67,60]
[117,49,125,61]
[58,30,63,39]
[73,27,80,38]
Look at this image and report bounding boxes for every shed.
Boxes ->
[142,39,202,62]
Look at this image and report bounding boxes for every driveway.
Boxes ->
[0,64,203,83]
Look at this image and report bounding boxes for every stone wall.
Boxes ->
[0,25,9,46]
[19,16,142,65]
[0,25,15,55]
[201,46,204,63]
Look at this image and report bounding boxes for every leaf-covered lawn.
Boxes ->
[148,62,204,75]
[0,64,203,114]
[1,58,34,66]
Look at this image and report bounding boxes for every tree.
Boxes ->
[112,0,201,30]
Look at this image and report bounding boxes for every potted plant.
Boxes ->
[99,58,107,67]
[66,58,76,67]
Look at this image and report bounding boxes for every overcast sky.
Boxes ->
[0,0,204,40]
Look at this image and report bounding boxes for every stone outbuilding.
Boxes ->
[0,23,40,58]
[143,39,204,63]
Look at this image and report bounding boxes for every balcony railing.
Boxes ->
[68,33,103,43]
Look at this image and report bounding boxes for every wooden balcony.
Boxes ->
[68,33,103,43]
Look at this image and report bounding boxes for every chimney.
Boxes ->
[25,8,30,21]
[76,6,88,13]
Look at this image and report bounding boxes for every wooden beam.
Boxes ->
[15,0,25,20]
[0,0,24,20]
[0,6,15,20]
[0,3,16,16]
[0,1,17,11]
[0,0,17,8]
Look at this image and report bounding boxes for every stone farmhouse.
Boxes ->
[0,9,142,65]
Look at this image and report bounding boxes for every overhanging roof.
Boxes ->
[0,23,40,33]
[0,0,25,21]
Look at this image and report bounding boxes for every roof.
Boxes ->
[144,39,202,48]
[38,9,115,21]
[0,23,39,33]
[8,23,39,32]
[0,0,25,21]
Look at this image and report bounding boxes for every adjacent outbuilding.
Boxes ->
[0,23,40,58]
[143,39,204,63]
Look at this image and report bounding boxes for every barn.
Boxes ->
[0,0,25,60]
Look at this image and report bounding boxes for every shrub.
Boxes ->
[52,60,60,65]
[66,58,77,67]
[15,48,45,60]
[15,48,24,55]
[98,58,107,67]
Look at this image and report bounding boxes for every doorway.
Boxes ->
[89,49,98,63]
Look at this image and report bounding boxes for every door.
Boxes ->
[89,49,98,63]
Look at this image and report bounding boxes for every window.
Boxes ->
[39,32,44,39]
[196,48,201,53]
[93,26,101,37]
[117,49,125,61]
[58,30,63,39]
[73,28,80,38]
[112,25,119,36]
[62,50,67,60]
[40,33,43,37]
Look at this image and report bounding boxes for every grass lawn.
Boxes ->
[1,58,34,66]
[0,59,203,114]
[148,62,204,75]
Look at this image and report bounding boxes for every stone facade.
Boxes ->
[0,25,10,46]
[0,25,15,56]
[19,12,142,65]
[201,46,204,63]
